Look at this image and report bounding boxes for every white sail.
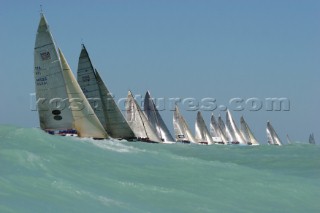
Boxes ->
[144,91,174,142]
[210,114,224,144]
[173,105,196,143]
[77,45,135,140]
[217,114,231,143]
[266,121,282,146]
[95,71,135,139]
[77,44,106,129]
[286,134,292,144]
[226,110,246,144]
[126,91,161,143]
[58,49,108,139]
[266,127,274,144]
[34,14,74,130]
[240,116,259,145]
[309,133,315,144]
[195,111,214,145]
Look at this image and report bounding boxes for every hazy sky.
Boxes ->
[0,0,319,143]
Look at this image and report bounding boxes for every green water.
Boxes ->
[0,125,319,213]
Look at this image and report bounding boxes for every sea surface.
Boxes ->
[0,125,319,213]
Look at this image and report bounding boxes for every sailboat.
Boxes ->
[209,114,224,144]
[126,91,161,143]
[34,14,108,139]
[309,133,316,144]
[286,134,292,144]
[225,110,246,145]
[240,116,259,145]
[144,91,174,142]
[217,114,231,144]
[195,111,214,145]
[266,121,282,146]
[173,105,196,143]
[77,45,135,140]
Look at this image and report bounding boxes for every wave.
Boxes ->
[0,125,319,213]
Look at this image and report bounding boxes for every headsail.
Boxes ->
[226,110,246,144]
[144,91,174,142]
[266,121,282,146]
[58,49,108,139]
[240,116,259,145]
[195,111,214,144]
[126,91,161,143]
[34,14,73,130]
[309,133,315,144]
[77,45,135,139]
[173,105,196,143]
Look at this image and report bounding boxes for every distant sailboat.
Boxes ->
[34,14,108,139]
[309,133,315,144]
[195,111,214,145]
[226,110,246,145]
[209,114,224,144]
[266,121,282,146]
[77,45,135,140]
[286,134,292,144]
[173,105,196,143]
[126,91,161,143]
[218,114,231,144]
[240,116,259,145]
[144,91,174,142]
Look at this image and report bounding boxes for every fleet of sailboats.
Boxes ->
[33,13,316,145]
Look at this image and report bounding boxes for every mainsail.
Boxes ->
[77,45,135,139]
[173,105,196,143]
[309,133,315,144]
[34,14,73,130]
[34,14,107,139]
[217,114,230,143]
[266,121,282,146]
[126,91,161,143]
[240,116,259,145]
[226,110,246,144]
[195,111,214,144]
[210,114,224,144]
[144,91,174,142]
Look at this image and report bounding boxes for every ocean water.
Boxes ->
[0,125,319,213]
